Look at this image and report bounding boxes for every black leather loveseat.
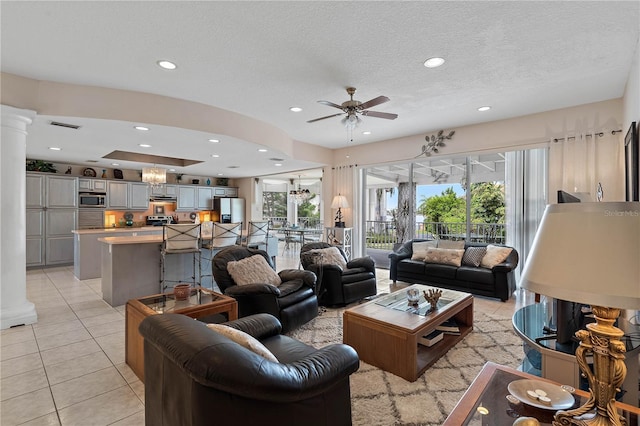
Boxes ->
[139,313,360,426]
[389,240,519,301]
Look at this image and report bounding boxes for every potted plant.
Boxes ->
[26,160,57,173]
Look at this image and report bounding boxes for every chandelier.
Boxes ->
[141,165,167,188]
[289,175,311,205]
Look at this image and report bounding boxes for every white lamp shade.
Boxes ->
[519,202,640,310]
[331,195,349,209]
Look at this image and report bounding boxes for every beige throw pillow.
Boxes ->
[480,245,513,269]
[308,247,347,269]
[206,324,279,362]
[424,248,465,267]
[411,240,438,260]
[437,240,465,250]
[227,255,281,287]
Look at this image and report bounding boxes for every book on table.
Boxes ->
[418,329,444,347]
[435,318,461,335]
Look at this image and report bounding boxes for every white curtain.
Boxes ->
[333,164,359,255]
[549,128,621,202]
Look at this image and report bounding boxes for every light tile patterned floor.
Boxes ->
[1,244,533,425]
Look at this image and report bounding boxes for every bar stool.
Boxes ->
[200,222,242,289]
[244,221,269,249]
[160,224,201,293]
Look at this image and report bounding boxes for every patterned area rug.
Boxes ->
[288,307,523,426]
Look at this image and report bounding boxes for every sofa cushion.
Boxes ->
[206,323,279,362]
[424,263,458,279]
[307,247,347,269]
[437,240,465,250]
[456,266,495,285]
[227,254,282,287]
[480,245,513,269]
[462,246,487,267]
[397,259,427,275]
[411,240,438,260]
[424,248,464,267]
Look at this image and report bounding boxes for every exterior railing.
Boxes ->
[365,220,505,249]
[265,217,322,229]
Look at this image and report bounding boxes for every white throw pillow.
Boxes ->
[411,240,438,260]
[206,323,279,362]
[480,245,513,269]
[308,246,347,269]
[227,255,282,287]
[424,248,465,267]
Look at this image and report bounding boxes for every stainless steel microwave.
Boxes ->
[79,192,106,208]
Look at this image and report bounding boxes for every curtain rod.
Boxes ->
[552,129,622,143]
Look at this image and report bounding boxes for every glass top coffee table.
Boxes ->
[343,284,473,381]
[125,286,237,381]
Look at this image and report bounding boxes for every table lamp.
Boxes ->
[331,194,349,228]
[519,202,640,426]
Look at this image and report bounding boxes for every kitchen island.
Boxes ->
[98,233,215,307]
[73,227,163,280]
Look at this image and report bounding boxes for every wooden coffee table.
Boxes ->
[125,286,237,381]
[343,284,473,381]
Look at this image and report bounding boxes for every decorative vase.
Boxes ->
[206,178,211,186]
[173,284,191,301]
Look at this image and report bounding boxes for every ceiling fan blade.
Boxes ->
[360,110,398,120]
[307,113,344,123]
[317,100,345,110]
[357,95,390,110]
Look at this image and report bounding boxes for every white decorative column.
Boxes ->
[1,105,37,329]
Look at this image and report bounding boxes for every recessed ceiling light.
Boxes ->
[424,57,445,68]
[134,126,149,131]
[157,60,177,70]
[362,131,371,135]
[274,163,282,167]
[208,139,220,144]
[168,168,176,172]
[139,144,152,148]
[211,154,220,158]
[346,155,350,159]
[257,148,268,152]
[478,106,491,111]
[289,107,302,112]
[48,147,61,151]
[217,173,224,176]
[111,163,120,166]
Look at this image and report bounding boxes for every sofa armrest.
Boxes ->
[278,269,317,289]
[347,256,375,271]
[222,313,282,339]
[492,261,516,273]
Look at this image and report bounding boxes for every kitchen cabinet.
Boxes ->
[176,185,197,210]
[197,187,214,209]
[107,181,149,210]
[150,184,177,198]
[26,173,78,266]
[214,186,238,197]
[79,178,107,192]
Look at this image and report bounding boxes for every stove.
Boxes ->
[146,215,174,226]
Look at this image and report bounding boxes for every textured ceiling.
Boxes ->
[1,1,638,178]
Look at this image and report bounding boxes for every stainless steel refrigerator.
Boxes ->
[214,198,245,223]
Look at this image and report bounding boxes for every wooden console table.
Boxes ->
[125,287,237,381]
[444,362,639,425]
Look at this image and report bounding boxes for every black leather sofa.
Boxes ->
[139,313,360,426]
[389,240,519,301]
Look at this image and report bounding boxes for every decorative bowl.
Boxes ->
[173,284,191,301]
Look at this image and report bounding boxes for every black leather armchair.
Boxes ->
[212,245,318,333]
[300,242,377,306]
[140,313,360,426]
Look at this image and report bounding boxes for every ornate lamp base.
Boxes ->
[552,306,627,426]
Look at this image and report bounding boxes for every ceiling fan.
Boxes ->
[307,87,398,128]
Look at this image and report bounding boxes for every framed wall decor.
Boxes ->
[154,205,165,215]
[624,121,638,201]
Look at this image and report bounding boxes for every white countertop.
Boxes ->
[73,226,162,235]
[98,231,214,245]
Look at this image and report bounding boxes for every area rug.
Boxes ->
[288,307,523,426]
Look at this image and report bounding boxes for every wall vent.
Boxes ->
[50,121,81,130]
